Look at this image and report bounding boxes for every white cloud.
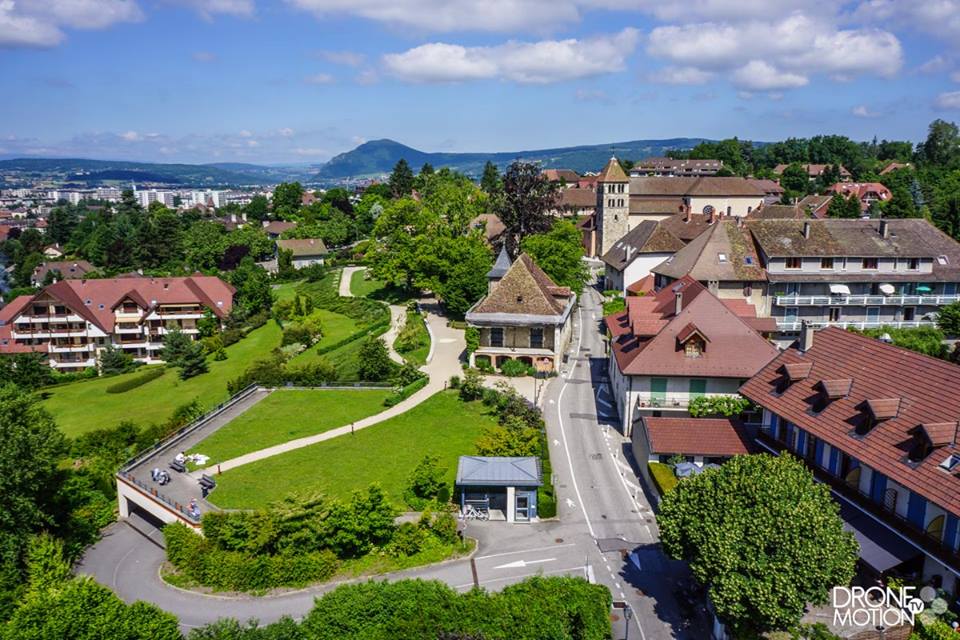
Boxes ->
[278,127,294,137]
[238,129,253,137]
[171,0,255,18]
[317,50,365,66]
[918,54,950,74]
[0,0,143,48]
[355,69,379,85]
[120,130,141,141]
[304,73,335,84]
[854,0,960,42]
[935,91,960,110]
[287,0,582,32]
[649,65,713,85]
[732,60,807,90]
[603,0,845,22]
[383,28,639,84]
[192,50,217,62]
[852,104,879,118]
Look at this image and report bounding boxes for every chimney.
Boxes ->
[800,320,815,352]
[880,219,889,238]
[802,221,811,239]
[674,291,682,316]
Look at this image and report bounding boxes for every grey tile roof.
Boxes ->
[456,456,542,486]
[652,220,766,282]
[487,245,512,279]
[601,221,684,271]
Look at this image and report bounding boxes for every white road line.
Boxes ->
[453,566,587,590]
[474,543,576,561]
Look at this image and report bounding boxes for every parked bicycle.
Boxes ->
[459,504,490,521]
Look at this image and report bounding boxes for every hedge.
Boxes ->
[105,367,165,394]
[163,523,338,591]
[648,462,679,495]
[383,376,429,407]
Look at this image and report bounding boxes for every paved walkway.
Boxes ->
[340,265,406,364]
[202,296,464,475]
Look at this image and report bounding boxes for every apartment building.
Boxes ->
[605,275,777,436]
[741,326,960,594]
[0,275,234,371]
[465,250,575,373]
[629,157,723,177]
[751,219,960,339]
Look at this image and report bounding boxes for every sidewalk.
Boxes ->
[340,265,406,364]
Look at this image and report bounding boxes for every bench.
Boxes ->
[169,460,186,473]
[199,474,216,497]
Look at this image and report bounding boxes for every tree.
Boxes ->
[404,455,447,507]
[657,454,858,637]
[938,302,960,336]
[228,258,273,316]
[827,194,862,219]
[918,119,960,167]
[160,329,193,367]
[480,160,500,195]
[780,162,810,198]
[272,182,305,217]
[47,205,79,245]
[882,186,919,218]
[243,194,270,222]
[178,343,209,380]
[135,204,182,268]
[494,161,558,256]
[389,159,415,198]
[520,220,587,291]
[183,220,227,271]
[357,336,393,381]
[420,162,435,176]
[98,345,137,375]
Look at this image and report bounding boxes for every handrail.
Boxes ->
[117,472,201,524]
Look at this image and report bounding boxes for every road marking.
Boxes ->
[565,497,577,509]
[475,543,576,561]
[493,558,555,570]
[553,438,560,446]
[453,566,587,590]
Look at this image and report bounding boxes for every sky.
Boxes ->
[1,0,960,164]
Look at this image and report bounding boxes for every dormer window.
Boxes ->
[857,398,901,435]
[812,378,851,413]
[776,361,812,393]
[676,323,709,358]
[909,422,958,462]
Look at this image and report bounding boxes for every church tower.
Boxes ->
[596,156,630,256]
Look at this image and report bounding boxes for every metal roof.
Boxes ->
[487,245,512,280]
[455,456,542,487]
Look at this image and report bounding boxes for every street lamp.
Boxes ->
[623,604,633,640]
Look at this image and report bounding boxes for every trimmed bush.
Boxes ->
[105,367,165,394]
[383,376,428,407]
[538,484,557,519]
[648,462,679,495]
[499,358,528,377]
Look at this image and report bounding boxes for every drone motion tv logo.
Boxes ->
[832,586,934,627]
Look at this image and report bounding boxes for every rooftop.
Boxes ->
[652,219,766,282]
[600,220,685,271]
[456,456,542,487]
[643,416,753,457]
[276,238,328,257]
[468,253,573,319]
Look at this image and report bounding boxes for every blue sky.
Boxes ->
[1,0,959,164]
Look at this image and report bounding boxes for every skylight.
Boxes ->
[744,256,754,265]
[718,253,728,263]
[939,453,960,472]
[938,255,949,265]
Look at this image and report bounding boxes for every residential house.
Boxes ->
[31,260,95,287]
[471,213,507,248]
[601,221,684,295]
[262,220,297,238]
[750,218,960,341]
[830,182,892,212]
[43,244,64,259]
[542,169,581,185]
[0,275,234,370]
[747,179,785,205]
[557,187,597,219]
[630,157,723,177]
[634,415,753,471]
[741,325,960,593]
[276,238,328,269]
[773,163,852,181]
[797,194,833,218]
[880,161,913,175]
[605,275,778,436]
[465,250,576,373]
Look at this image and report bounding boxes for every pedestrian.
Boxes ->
[151,467,160,482]
[175,451,186,465]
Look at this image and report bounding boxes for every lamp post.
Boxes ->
[623,603,633,640]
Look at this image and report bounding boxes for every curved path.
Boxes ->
[339,265,406,365]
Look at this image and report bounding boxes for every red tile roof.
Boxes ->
[739,327,960,517]
[644,416,753,457]
[626,274,655,296]
[607,275,778,378]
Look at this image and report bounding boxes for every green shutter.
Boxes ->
[650,378,667,403]
[689,379,707,398]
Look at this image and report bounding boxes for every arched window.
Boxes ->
[703,205,715,215]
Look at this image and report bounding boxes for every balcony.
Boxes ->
[757,431,960,573]
[775,294,960,307]
[48,343,94,353]
[777,319,936,332]
[635,393,701,410]
[50,358,96,369]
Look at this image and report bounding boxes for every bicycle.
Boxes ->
[459,504,490,521]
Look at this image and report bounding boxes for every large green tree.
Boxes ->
[521,219,587,291]
[480,160,500,195]
[494,161,558,256]
[389,159,415,198]
[658,454,858,637]
[272,182,305,217]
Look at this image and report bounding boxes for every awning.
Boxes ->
[838,501,920,573]
[917,285,933,293]
[829,284,851,295]
[878,284,895,296]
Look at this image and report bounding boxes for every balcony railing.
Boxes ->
[635,393,713,410]
[777,320,936,332]
[775,294,960,307]
[757,431,960,572]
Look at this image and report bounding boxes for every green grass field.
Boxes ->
[349,269,412,304]
[42,322,283,439]
[188,388,393,465]
[272,280,302,303]
[396,310,430,366]
[210,391,495,509]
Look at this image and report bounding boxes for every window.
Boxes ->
[717,253,728,263]
[490,328,504,347]
[743,284,752,297]
[529,327,543,349]
[821,257,834,270]
[785,257,802,270]
[908,258,919,270]
[862,258,879,270]
[902,307,915,322]
[685,339,704,358]
[828,307,841,322]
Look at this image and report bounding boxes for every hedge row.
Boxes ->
[383,376,429,407]
[312,318,390,357]
[105,367,165,394]
[648,462,679,496]
[164,523,338,591]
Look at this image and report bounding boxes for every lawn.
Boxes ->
[188,388,393,465]
[210,390,496,509]
[42,322,283,439]
[395,310,430,366]
[349,269,412,304]
[289,308,360,366]
[272,280,302,303]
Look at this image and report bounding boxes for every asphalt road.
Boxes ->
[79,277,706,638]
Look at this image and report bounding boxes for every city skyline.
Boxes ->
[2,0,958,163]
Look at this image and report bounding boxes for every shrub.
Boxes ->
[475,356,493,373]
[387,522,428,557]
[464,326,479,354]
[448,375,460,389]
[537,485,557,519]
[404,455,447,508]
[499,358,528,377]
[383,376,428,407]
[281,323,315,348]
[357,336,393,382]
[458,369,484,401]
[648,462,679,495]
[688,394,752,418]
[105,367,165,394]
